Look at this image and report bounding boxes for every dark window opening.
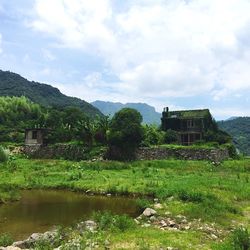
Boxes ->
[32,131,38,140]
[187,120,195,128]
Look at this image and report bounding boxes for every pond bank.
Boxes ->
[0,190,140,241]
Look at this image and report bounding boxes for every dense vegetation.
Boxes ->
[0,70,102,118]
[107,108,144,160]
[0,157,249,249]
[218,117,250,155]
[0,96,106,144]
[91,100,161,125]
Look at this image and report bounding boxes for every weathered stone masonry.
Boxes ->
[136,147,229,162]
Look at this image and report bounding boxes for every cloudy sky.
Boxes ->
[0,0,250,119]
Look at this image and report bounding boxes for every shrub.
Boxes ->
[164,129,179,144]
[0,234,13,247]
[93,211,114,230]
[224,143,239,159]
[93,212,134,232]
[231,227,250,250]
[107,108,143,161]
[136,198,151,212]
[0,146,9,163]
[114,214,135,232]
[177,190,205,203]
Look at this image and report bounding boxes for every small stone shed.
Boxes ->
[25,128,48,146]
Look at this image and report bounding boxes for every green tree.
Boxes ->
[107,108,143,161]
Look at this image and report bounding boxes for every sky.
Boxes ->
[0,0,250,120]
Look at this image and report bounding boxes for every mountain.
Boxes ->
[91,100,161,124]
[0,70,102,118]
[218,117,250,155]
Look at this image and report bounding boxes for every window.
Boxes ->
[32,131,38,140]
[187,120,195,128]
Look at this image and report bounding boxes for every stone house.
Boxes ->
[25,128,48,146]
[161,107,214,145]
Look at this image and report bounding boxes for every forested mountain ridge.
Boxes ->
[0,70,102,118]
[218,117,250,155]
[91,100,161,124]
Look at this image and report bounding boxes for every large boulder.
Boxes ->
[142,208,157,217]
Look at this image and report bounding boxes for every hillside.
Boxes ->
[91,100,161,124]
[0,70,102,118]
[218,117,250,155]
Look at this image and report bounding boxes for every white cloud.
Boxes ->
[30,0,250,100]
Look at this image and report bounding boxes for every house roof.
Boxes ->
[167,109,210,119]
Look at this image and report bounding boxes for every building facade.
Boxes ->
[25,128,47,146]
[161,108,213,145]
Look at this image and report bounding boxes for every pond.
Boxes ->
[0,190,140,240]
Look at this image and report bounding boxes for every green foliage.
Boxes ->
[164,129,179,144]
[136,198,151,211]
[204,129,232,145]
[93,211,134,232]
[0,70,102,118]
[223,143,239,159]
[0,96,44,142]
[218,117,250,156]
[231,227,250,250]
[0,146,9,162]
[142,125,164,146]
[0,234,13,247]
[107,108,143,161]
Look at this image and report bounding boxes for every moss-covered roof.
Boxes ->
[168,109,210,119]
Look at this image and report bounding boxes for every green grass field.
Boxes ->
[0,156,249,249]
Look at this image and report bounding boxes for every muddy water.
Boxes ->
[0,190,139,240]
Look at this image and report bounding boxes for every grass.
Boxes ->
[0,156,249,249]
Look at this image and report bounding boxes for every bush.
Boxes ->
[114,214,135,232]
[107,108,143,161]
[0,146,9,163]
[164,129,179,144]
[93,212,135,232]
[0,234,13,247]
[136,198,151,212]
[224,143,239,159]
[231,227,250,250]
[142,125,164,146]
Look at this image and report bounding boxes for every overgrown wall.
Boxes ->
[24,144,103,161]
[137,147,229,162]
[24,144,230,162]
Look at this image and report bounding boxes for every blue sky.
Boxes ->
[0,0,250,119]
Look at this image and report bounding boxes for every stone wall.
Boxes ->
[24,144,229,162]
[137,147,229,162]
[24,144,98,161]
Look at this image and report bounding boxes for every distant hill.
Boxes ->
[218,117,250,155]
[0,70,102,118]
[91,100,161,125]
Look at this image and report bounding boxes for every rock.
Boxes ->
[134,219,140,224]
[0,247,22,250]
[167,196,174,201]
[136,215,142,220]
[106,193,111,197]
[160,220,167,227]
[149,216,157,222]
[154,203,163,209]
[165,211,171,216]
[168,220,176,227]
[142,208,157,217]
[84,220,97,231]
[211,234,218,240]
[142,223,151,228]
[153,198,159,203]
[13,230,57,248]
